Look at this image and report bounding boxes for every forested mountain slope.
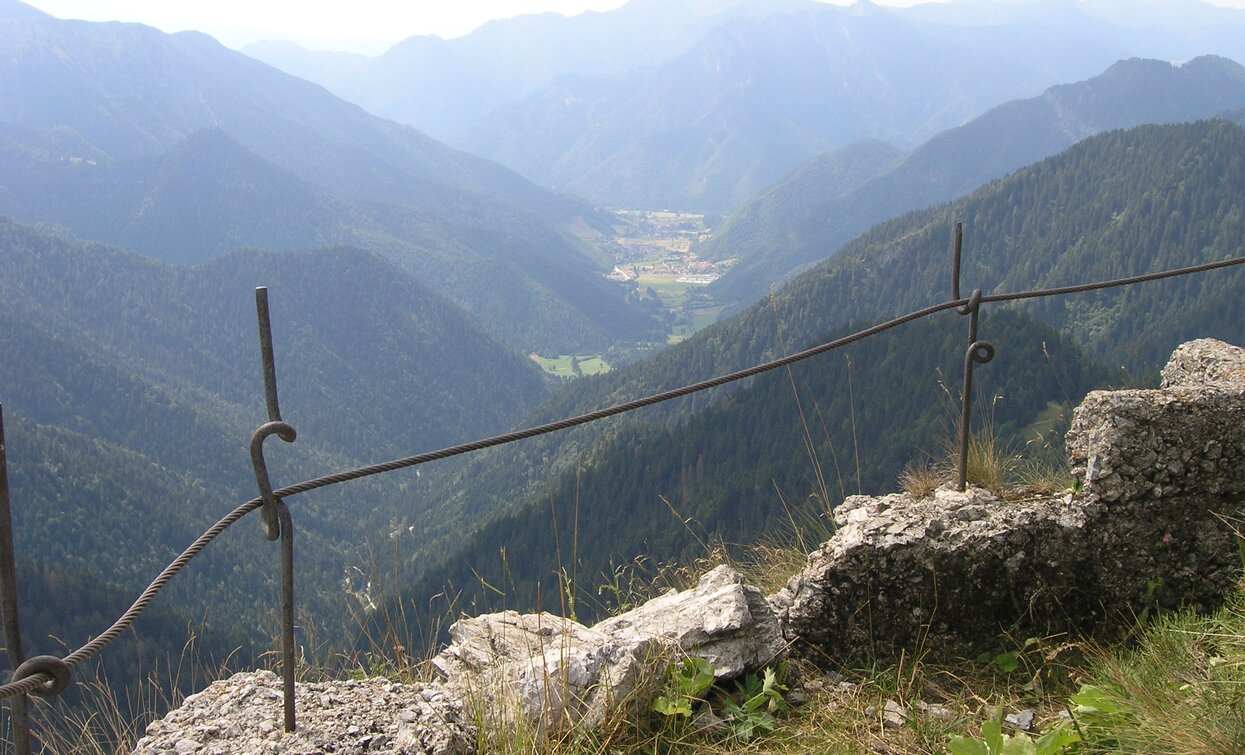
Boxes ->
[706,55,1245,307]
[0,1,656,352]
[404,120,1245,629]
[0,216,549,653]
[392,310,1111,640]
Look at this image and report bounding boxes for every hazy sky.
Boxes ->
[20,0,1245,55]
[18,0,952,54]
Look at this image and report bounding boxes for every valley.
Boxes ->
[535,209,734,376]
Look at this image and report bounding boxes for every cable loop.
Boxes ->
[968,340,996,365]
[12,656,72,697]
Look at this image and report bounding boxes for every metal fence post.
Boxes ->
[950,224,997,491]
[0,406,31,755]
[249,287,298,733]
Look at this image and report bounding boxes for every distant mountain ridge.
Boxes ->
[245,0,805,143]
[457,2,1073,211]
[0,2,659,351]
[0,0,558,212]
[705,55,1245,306]
[246,0,1245,213]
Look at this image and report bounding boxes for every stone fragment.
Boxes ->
[881,699,908,729]
[595,564,783,678]
[1005,709,1035,732]
[916,700,955,722]
[432,565,782,733]
[1160,338,1245,388]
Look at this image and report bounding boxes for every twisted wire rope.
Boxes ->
[3,253,1242,699]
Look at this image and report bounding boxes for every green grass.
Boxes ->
[669,307,726,344]
[530,354,613,377]
[638,273,700,308]
[1066,580,1245,753]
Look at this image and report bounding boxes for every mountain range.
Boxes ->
[248,0,1245,213]
[4,0,1245,731]
[0,0,657,352]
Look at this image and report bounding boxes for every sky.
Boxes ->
[20,0,1245,55]
[19,0,943,55]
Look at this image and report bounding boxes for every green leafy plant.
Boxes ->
[948,707,1080,755]
[977,637,1043,676]
[1063,682,1141,751]
[721,664,790,742]
[651,657,716,718]
[978,649,1023,674]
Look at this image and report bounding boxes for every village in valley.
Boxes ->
[532,209,736,378]
[605,209,719,283]
[606,209,735,343]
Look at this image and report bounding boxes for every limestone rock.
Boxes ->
[1160,338,1245,389]
[776,339,1245,667]
[594,564,784,679]
[132,671,474,755]
[1068,339,1245,504]
[771,485,1092,664]
[430,611,650,734]
[432,565,782,732]
[1005,709,1035,732]
[882,700,908,729]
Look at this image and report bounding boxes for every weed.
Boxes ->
[1067,582,1245,753]
[947,707,1080,754]
[898,385,1076,500]
[962,419,1021,497]
[651,658,716,719]
[720,664,790,742]
[900,457,944,499]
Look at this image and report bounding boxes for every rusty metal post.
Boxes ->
[951,221,964,303]
[950,224,997,491]
[256,288,283,424]
[0,406,31,755]
[250,287,298,732]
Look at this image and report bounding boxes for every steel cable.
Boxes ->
[3,252,1241,700]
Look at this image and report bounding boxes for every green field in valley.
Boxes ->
[530,353,613,378]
